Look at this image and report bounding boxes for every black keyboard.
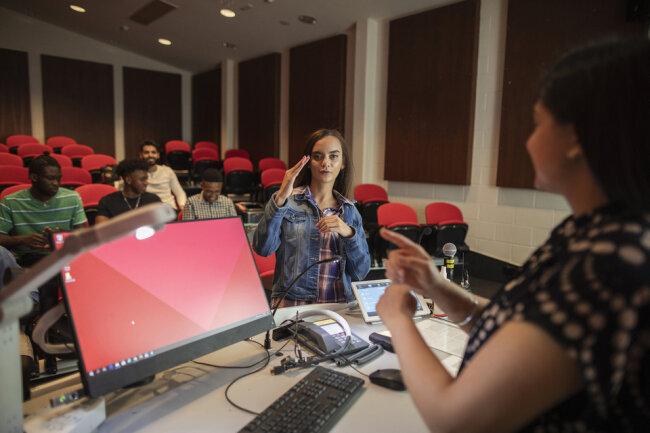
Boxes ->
[239,366,365,433]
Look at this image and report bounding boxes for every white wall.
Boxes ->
[349,0,571,265]
[0,7,193,161]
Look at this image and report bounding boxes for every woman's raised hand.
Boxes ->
[380,228,442,298]
[275,155,310,207]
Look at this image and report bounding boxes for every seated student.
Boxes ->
[253,129,370,307]
[376,39,650,432]
[95,158,161,224]
[140,140,187,211]
[0,154,87,267]
[182,169,236,221]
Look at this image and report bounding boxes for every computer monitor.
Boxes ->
[52,216,275,398]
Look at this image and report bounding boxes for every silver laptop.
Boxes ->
[351,279,431,323]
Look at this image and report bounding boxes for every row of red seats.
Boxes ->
[0,162,116,192]
[1,134,90,155]
[354,183,469,259]
[1,150,113,170]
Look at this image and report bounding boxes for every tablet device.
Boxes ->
[351,279,431,323]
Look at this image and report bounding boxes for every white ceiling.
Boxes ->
[0,0,454,72]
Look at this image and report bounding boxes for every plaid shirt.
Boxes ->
[182,193,237,221]
[275,186,355,308]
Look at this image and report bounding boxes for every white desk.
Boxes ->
[27,303,468,433]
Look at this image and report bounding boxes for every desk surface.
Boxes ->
[98,303,467,432]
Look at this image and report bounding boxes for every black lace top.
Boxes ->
[461,204,650,432]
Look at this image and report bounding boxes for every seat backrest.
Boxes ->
[224,157,253,175]
[0,153,23,167]
[81,154,117,171]
[0,183,31,200]
[0,166,30,184]
[192,148,220,161]
[0,143,8,153]
[261,168,285,188]
[46,136,76,149]
[18,143,53,157]
[224,149,250,160]
[61,166,92,186]
[194,141,219,153]
[62,144,94,157]
[354,184,388,203]
[425,202,463,225]
[377,202,418,226]
[51,153,73,167]
[258,157,286,172]
[251,243,276,276]
[165,140,191,154]
[75,184,118,207]
[6,134,38,148]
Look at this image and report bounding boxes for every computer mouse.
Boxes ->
[369,368,406,391]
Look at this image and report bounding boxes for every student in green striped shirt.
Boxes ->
[0,154,87,268]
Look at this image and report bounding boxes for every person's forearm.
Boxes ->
[388,317,456,431]
[430,279,489,332]
[0,233,24,247]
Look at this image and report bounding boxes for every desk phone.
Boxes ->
[291,318,369,355]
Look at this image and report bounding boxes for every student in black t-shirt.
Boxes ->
[95,158,161,224]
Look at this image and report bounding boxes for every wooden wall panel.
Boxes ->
[0,48,31,141]
[289,35,347,164]
[497,0,648,189]
[124,67,182,157]
[192,67,221,149]
[42,55,114,156]
[238,53,281,166]
[384,0,479,185]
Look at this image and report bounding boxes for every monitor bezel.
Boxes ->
[57,216,275,398]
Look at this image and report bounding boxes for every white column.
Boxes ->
[221,58,237,155]
[28,51,44,142]
[113,65,125,160]
[351,17,385,187]
[181,72,192,145]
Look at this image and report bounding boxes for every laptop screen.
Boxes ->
[53,216,274,397]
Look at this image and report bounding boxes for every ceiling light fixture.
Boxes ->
[223,42,237,49]
[70,5,86,13]
[298,15,317,24]
[158,38,172,46]
[220,9,236,18]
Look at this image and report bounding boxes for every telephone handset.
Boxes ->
[291,318,369,355]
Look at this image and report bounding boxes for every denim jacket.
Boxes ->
[252,190,370,302]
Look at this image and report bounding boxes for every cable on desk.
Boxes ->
[224,339,270,415]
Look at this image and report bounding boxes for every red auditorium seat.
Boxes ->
[75,184,118,225]
[81,154,117,183]
[261,168,285,202]
[62,144,94,167]
[0,166,30,192]
[224,149,250,160]
[194,141,219,154]
[0,183,31,200]
[51,154,74,168]
[258,157,286,173]
[0,153,24,167]
[46,136,76,153]
[60,166,92,189]
[6,135,39,153]
[223,156,254,197]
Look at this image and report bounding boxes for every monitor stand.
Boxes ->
[124,375,155,389]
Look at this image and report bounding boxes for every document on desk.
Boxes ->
[377,320,467,377]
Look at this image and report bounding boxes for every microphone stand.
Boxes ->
[263,255,341,349]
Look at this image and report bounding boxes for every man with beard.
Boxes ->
[139,140,186,211]
[0,154,87,267]
[95,158,161,224]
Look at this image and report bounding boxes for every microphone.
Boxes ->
[263,255,342,349]
[442,243,457,282]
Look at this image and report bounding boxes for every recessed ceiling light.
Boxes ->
[158,38,172,46]
[298,15,317,24]
[220,9,236,18]
[70,5,86,13]
[279,20,290,26]
[223,42,237,49]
